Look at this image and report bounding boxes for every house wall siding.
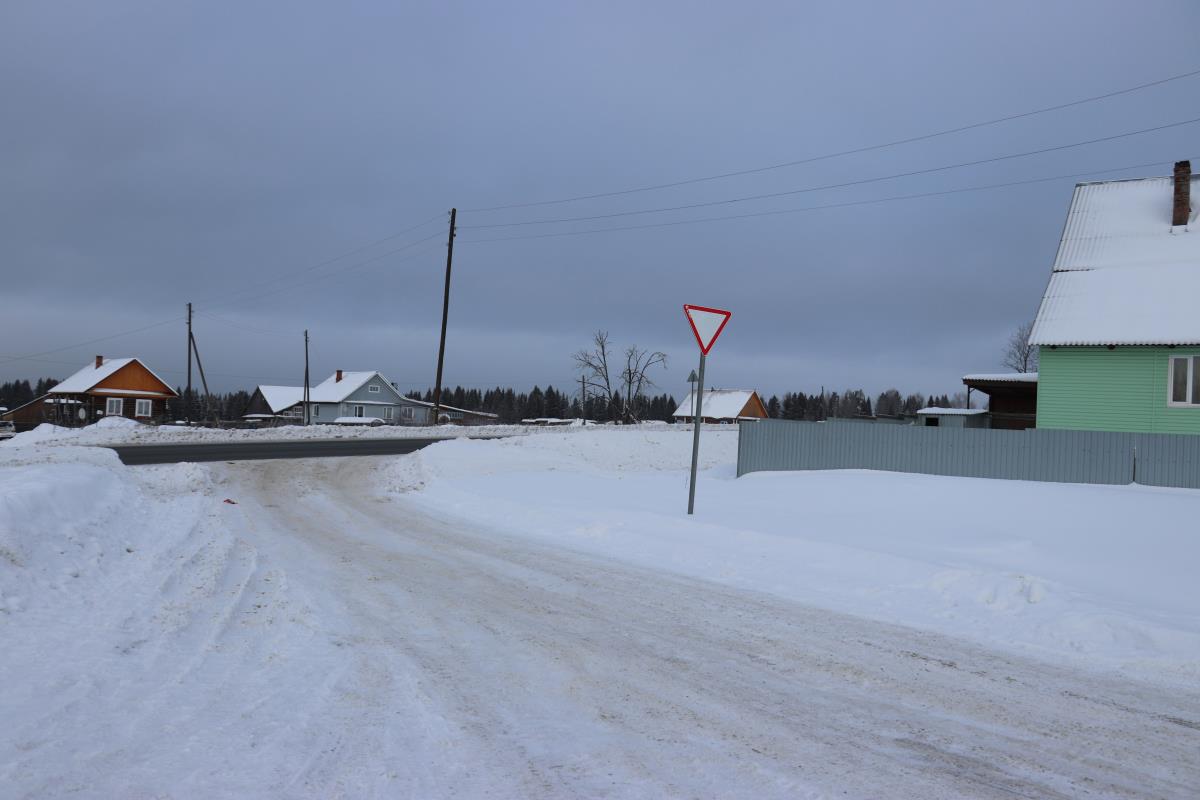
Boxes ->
[1037,346,1200,433]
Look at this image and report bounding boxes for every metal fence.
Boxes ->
[737,420,1200,489]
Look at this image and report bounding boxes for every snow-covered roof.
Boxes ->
[916,407,987,416]
[309,371,399,403]
[673,389,759,419]
[1030,174,1200,346]
[962,373,1038,383]
[49,357,175,396]
[258,385,305,413]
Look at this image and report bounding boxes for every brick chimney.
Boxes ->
[95,355,103,369]
[1174,160,1192,227]
[335,369,343,382]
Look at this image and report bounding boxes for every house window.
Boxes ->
[105,398,124,416]
[401,406,414,420]
[368,384,380,393]
[354,405,365,417]
[313,405,320,417]
[135,399,152,418]
[1169,356,1200,406]
[384,406,393,420]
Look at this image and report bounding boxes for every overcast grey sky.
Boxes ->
[2,1,1198,399]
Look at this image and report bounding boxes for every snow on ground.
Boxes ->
[1,416,545,447]
[0,417,709,449]
[385,427,1200,684]
[3,426,1199,796]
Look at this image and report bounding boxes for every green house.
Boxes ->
[1030,160,1199,433]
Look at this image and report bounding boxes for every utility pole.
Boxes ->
[432,207,456,425]
[580,374,587,425]
[186,302,193,426]
[303,329,311,426]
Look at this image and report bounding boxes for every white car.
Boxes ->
[0,420,15,440]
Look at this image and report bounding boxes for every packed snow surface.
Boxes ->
[2,426,1198,797]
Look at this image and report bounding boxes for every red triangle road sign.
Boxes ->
[683,304,732,355]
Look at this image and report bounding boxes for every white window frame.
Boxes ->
[383,406,393,420]
[105,398,124,416]
[1168,356,1200,407]
[401,406,414,420]
[353,405,365,418]
[313,404,320,417]
[368,384,380,393]
[134,399,152,418]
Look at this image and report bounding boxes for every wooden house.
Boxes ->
[2,356,176,429]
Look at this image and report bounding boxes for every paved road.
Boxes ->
[111,436,453,465]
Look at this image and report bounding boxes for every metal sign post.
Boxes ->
[687,353,706,515]
[683,304,732,515]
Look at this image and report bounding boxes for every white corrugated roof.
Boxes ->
[49,357,175,396]
[258,385,305,413]
[962,373,1038,383]
[673,389,757,419]
[1030,174,1199,346]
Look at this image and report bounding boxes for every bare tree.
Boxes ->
[574,331,667,423]
[620,345,668,423]
[1002,321,1039,373]
[574,331,618,419]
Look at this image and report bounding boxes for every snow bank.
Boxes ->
[1,418,696,448]
[384,428,1200,685]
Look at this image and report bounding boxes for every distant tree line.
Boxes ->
[4,377,969,426]
[166,388,253,422]
[763,388,966,421]
[409,385,679,424]
[0,378,59,409]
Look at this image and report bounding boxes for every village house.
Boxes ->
[1,356,176,429]
[244,370,499,426]
[672,389,768,424]
[1028,160,1199,433]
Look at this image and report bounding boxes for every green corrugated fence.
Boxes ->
[736,420,1200,489]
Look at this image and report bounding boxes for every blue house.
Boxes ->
[307,370,431,425]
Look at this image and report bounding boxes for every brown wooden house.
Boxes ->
[2,356,177,429]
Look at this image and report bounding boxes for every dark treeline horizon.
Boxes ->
[4,377,976,424]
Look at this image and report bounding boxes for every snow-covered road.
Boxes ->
[187,456,1198,798]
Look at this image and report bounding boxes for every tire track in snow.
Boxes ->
[212,456,1200,799]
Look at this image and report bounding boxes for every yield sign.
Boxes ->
[683,304,732,355]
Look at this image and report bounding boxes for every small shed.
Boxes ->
[673,389,768,424]
[962,373,1038,430]
[915,407,989,428]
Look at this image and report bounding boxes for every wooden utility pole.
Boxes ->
[186,302,193,426]
[303,329,311,426]
[580,374,587,425]
[432,207,456,424]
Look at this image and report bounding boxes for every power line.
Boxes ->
[192,210,446,310]
[0,317,182,367]
[462,66,1200,213]
[460,117,1200,230]
[0,213,447,368]
[200,231,445,311]
[457,158,1177,244]
[194,311,297,338]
